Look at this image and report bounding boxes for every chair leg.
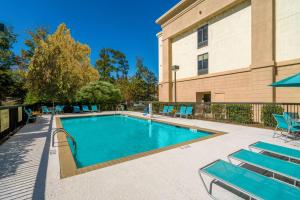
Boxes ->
[273,126,278,138]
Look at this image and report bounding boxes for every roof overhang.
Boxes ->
[155,0,198,25]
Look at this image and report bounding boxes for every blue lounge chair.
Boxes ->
[283,112,300,126]
[175,106,186,117]
[73,106,81,113]
[41,106,51,114]
[199,159,300,200]
[228,149,300,186]
[167,105,174,116]
[273,114,300,141]
[182,106,193,118]
[24,108,37,124]
[159,105,169,115]
[82,105,91,112]
[91,105,99,112]
[249,141,300,162]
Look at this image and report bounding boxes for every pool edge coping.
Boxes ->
[55,113,227,178]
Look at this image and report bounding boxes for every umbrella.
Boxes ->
[271,72,300,87]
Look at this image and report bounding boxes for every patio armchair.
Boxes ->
[159,105,169,115]
[181,106,193,118]
[82,105,91,112]
[91,105,99,112]
[73,106,81,113]
[175,106,186,118]
[55,105,64,114]
[283,112,300,126]
[24,108,37,124]
[41,106,51,114]
[272,114,300,141]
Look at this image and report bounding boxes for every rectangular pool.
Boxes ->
[61,115,213,168]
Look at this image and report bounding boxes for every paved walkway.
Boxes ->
[0,115,52,200]
[0,112,299,200]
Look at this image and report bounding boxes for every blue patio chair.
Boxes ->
[249,141,300,162]
[182,106,193,118]
[283,112,300,126]
[91,105,99,112]
[41,106,51,114]
[228,149,300,186]
[199,159,300,200]
[73,106,81,113]
[24,108,37,124]
[82,105,91,112]
[159,105,169,115]
[167,105,174,115]
[55,105,63,114]
[143,107,149,116]
[273,114,300,141]
[175,106,186,117]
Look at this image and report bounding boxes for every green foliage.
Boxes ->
[226,104,253,124]
[0,26,16,70]
[20,27,48,69]
[95,48,116,82]
[76,81,121,104]
[211,104,225,120]
[26,23,99,103]
[95,48,130,82]
[261,104,284,127]
[152,102,160,114]
[24,91,40,105]
[133,57,157,101]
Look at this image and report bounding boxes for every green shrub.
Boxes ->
[76,81,121,104]
[261,104,284,127]
[152,102,161,114]
[211,104,225,120]
[226,104,253,124]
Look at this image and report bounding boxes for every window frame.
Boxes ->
[197,24,208,48]
[197,53,208,75]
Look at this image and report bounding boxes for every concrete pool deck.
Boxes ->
[1,111,300,200]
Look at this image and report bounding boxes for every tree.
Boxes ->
[134,57,157,100]
[0,26,22,103]
[76,81,121,104]
[20,27,48,69]
[26,23,99,105]
[113,50,129,79]
[95,48,129,81]
[95,48,116,82]
[0,26,16,70]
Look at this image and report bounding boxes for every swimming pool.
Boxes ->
[60,115,213,168]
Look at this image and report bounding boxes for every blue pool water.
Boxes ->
[61,115,211,168]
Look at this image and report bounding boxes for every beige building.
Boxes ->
[156,0,300,103]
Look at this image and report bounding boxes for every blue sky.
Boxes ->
[0,0,178,76]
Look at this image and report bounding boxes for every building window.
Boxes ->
[198,53,208,75]
[197,24,208,48]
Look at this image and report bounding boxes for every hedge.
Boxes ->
[261,104,284,127]
[226,104,253,124]
[211,104,225,120]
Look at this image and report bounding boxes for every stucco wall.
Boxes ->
[209,1,251,73]
[276,0,300,62]
[158,33,163,83]
[170,1,251,80]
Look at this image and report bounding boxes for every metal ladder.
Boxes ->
[52,128,77,151]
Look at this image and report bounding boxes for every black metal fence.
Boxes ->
[0,105,27,142]
[151,102,300,128]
